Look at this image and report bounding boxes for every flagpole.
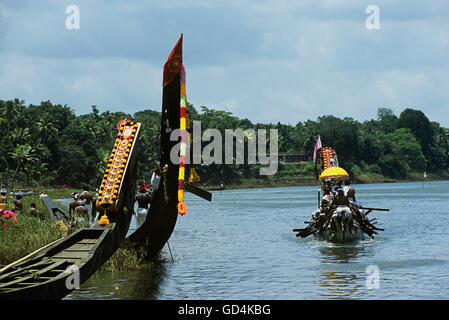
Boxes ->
[423,171,426,189]
[313,135,322,183]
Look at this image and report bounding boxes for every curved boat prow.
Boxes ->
[0,120,140,300]
[128,34,186,259]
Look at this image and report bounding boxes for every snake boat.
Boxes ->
[0,120,141,299]
[128,34,211,259]
[293,145,388,243]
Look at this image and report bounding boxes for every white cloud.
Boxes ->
[1,0,449,127]
[0,53,163,114]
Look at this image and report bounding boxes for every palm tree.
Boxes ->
[10,144,38,184]
[10,127,31,145]
[3,99,25,136]
[24,161,51,188]
[35,119,59,137]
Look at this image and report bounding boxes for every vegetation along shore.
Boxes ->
[2,98,449,270]
[2,99,449,191]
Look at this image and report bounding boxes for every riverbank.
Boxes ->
[0,187,85,266]
[0,214,66,266]
[206,171,445,190]
[0,188,157,271]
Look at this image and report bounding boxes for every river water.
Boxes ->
[64,180,449,300]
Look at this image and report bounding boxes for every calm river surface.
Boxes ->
[65,180,449,300]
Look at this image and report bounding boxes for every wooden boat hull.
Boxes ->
[0,121,139,300]
[128,36,187,259]
[128,72,181,259]
[294,205,383,243]
[41,195,71,223]
[314,226,366,243]
[295,145,386,243]
[128,35,212,258]
[0,224,123,300]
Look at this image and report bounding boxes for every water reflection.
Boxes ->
[114,260,168,299]
[319,244,365,264]
[66,260,168,300]
[317,244,366,299]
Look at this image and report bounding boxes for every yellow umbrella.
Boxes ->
[319,166,349,179]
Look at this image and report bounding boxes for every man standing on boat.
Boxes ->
[135,185,151,228]
[150,162,162,191]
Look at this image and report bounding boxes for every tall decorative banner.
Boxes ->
[177,64,188,215]
[319,146,339,190]
[97,120,140,215]
[313,135,322,163]
[313,135,322,182]
[320,147,338,172]
[162,34,188,215]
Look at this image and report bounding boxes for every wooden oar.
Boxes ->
[359,206,389,212]
[184,182,212,202]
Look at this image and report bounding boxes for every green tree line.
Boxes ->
[1,98,448,189]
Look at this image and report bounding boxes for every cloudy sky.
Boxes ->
[1,0,449,126]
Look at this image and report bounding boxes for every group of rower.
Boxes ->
[314,179,367,238]
[321,180,359,209]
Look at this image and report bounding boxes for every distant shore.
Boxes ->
[205,173,444,191]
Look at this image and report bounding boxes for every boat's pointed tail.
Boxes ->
[129,34,187,258]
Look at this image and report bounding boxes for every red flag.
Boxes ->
[313,135,322,163]
[163,34,183,87]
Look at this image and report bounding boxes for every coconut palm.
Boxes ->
[10,127,31,145]
[1,99,25,136]
[35,119,59,138]
[9,144,38,183]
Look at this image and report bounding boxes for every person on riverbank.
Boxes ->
[72,200,90,227]
[0,188,7,205]
[74,201,88,217]
[79,187,94,221]
[29,203,43,221]
[13,192,24,213]
[79,187,93,204]
[68,194,80,215]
